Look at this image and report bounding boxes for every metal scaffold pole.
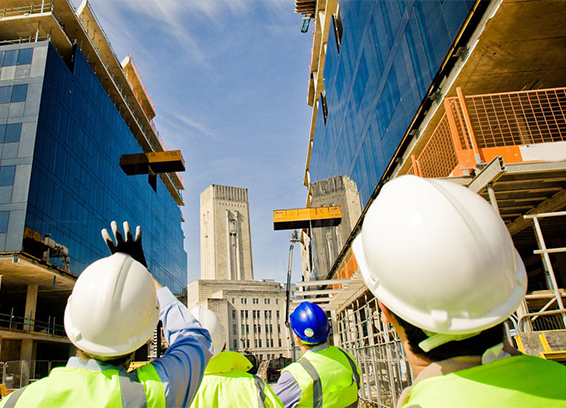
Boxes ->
[285,230,300,362]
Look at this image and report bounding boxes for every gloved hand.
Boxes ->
[101,221,147,267]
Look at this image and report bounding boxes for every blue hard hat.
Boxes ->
[290,302,330,344]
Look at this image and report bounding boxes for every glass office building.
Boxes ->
[0,41,186,293]
[0,1,187,379]
[308,0,475,207]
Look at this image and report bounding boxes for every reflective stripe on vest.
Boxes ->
[253,375,267,408]
[0,364,164,408]
[338,348,360,389]
[284,345,360,408]
[119,370,147,408]
[2,387,25,408]
[298,357,323,408]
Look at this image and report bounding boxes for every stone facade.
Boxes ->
[306,175,362,280]
[188,279,298,360]
[200,185,254,281]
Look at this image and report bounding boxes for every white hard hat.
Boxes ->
[64,253,159,357]
[353,175,527,338]
[191,306,226,356]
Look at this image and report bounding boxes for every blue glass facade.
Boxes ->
[309,0,475,207]
[0,42,187,293]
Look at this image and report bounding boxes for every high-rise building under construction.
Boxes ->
[294,0,566,405]
[0,0,186,386]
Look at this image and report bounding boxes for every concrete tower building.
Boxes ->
[189,184,298,361]
[306,175,362,281]
[200,185,253,281]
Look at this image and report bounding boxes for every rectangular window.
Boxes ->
[241,298,244,304]
[278,324,281,333]
[11,84,28,103]
[279,339,282,347]
[246,324,249,334]
[0,166,16,186]
[232,310,236,319]
[269,311,272,319]
[246,339,250,348]
[276,311,280,319]
[264,298,270,305]
[254,324,257,334]
[0,87,11,104]
[0,212,9,233]
[245,310,248,319]
[255,339,258,347]
[2,50,17,67]
[5,123,22,143]
[233,339,237,349]
[241,310,244,319]
[17,48,33,65]
[259,339,262,348]
[233,324,237,335]
[252,310,256,319]
[276,299,279,305]
[258,325,261,334]
[264,311,268,319]
[271,339,274,347]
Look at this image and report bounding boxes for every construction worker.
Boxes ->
[273,301,360,408]
[352,175,566,408]
[0,221,212,407]
[189,306,284,408]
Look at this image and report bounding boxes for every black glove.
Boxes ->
[101,221,147,267]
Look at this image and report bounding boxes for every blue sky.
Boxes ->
[81,0,313,284]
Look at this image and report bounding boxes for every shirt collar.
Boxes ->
[305,343,329,354]
[66,356,126,372]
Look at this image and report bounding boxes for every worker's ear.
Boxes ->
[378,301,395,324]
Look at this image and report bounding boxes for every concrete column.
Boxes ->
[20,339,33,386]
[24,285,38,332]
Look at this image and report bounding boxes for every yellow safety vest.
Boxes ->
[0,363,165,408]
[190,351,283,408]
[283,345,360,408]
[403,354,566,408]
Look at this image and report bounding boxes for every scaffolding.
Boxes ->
[335,294,412,408]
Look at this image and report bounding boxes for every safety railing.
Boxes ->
[406,87,566,178]
[521,211,566,329]
[0,313,65,337]
[0,3,55,19]
[518,310,566,333]
[2,360,66,388]
[336,295,412,408]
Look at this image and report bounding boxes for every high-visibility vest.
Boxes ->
[190,351,283,408]
[403,354,566,408]
[283,345,360,408]
[0,363,165,408]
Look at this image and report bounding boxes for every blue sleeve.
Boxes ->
[272,370,302,408]
[151,288,213,408]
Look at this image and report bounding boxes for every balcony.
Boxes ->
[405,87,566,179]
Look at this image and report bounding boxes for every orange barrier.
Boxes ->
[406,87,566,178]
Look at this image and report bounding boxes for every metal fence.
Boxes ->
[2,360,66,388]
[336,294,412,408]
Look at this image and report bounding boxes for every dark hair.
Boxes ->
[77,349,135,368]
[298,337,327,349]
[395,315,504,362]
